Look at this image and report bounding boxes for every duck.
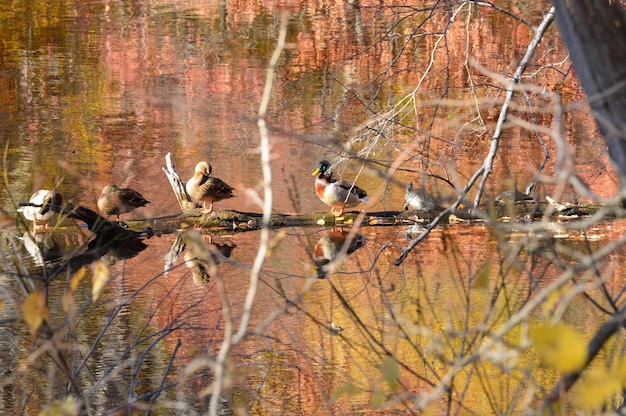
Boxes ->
[495,182,536,204]
[186,161,235,213]
[312,160,369,216]
[18,189,63,232]
[97,184,150,221]
[404,181,441,212]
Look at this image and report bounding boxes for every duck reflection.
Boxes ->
[313,228,366,279]
[99,237,149,265]
[176,230,236,285]
[21,231,64,266]
[20,225,146,270]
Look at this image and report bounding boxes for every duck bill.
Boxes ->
[312,168,321,176]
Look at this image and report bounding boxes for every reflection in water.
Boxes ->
[313,228,366,278]
[166,230,236,284]
[0,209,15,230]
[19,224,150,273]
[0,0,620,413]
[98,235,148,266]
[11,201,151,279]
[184,240,236,285]
[21,231,63,266]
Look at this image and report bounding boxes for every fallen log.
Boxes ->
[113,200,614,235]
[15,202,152,280]
[18,193,616,239]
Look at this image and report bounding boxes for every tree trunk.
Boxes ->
[552,0,626,188]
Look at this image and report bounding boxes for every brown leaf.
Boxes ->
[22,291,49,337]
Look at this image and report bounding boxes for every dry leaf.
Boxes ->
[91,261,110,301]
[573,367,622,410]
[69,266,87,292]
[332,383,362,401]
[380,356,400,391]
[531,323,587,373]
[38,395,82,416]
[22,291,49,337]
[472,260,491,289]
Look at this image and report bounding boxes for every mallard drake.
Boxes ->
[404,182,441,212]
[97,184,150,221]
[312,160,369,216]
[18,189,63,232]
[186,161,235,213]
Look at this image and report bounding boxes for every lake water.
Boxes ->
[0,1,623,414]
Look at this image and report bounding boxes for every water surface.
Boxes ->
[0,0,621,414]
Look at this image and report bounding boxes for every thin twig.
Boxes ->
[413,230,626,409]
[208,13,289,416]
[472,7,555,208]
[396,7,556,265]
[148,339,182,411]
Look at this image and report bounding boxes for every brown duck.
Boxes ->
[97,185,150,221]
[186,161,235,213]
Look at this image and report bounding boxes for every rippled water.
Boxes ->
[0,0,622,414]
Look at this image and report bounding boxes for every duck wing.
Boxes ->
[199,177,235,200]
[333,178,368,201]
[120,188,150,208]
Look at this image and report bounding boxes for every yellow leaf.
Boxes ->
[573,367,622,410]
[371,389,385,409]
[472,259,491,289]
[380,356,400,391]
[531,323,587,373]
[617,356,626,380]
[542,286,568,316]
[22,291,49,337]
[91,261,110,301]
[421,404,438,416]
[38,395,81,415]
[69,266,87,292]
[332,383,362,401]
